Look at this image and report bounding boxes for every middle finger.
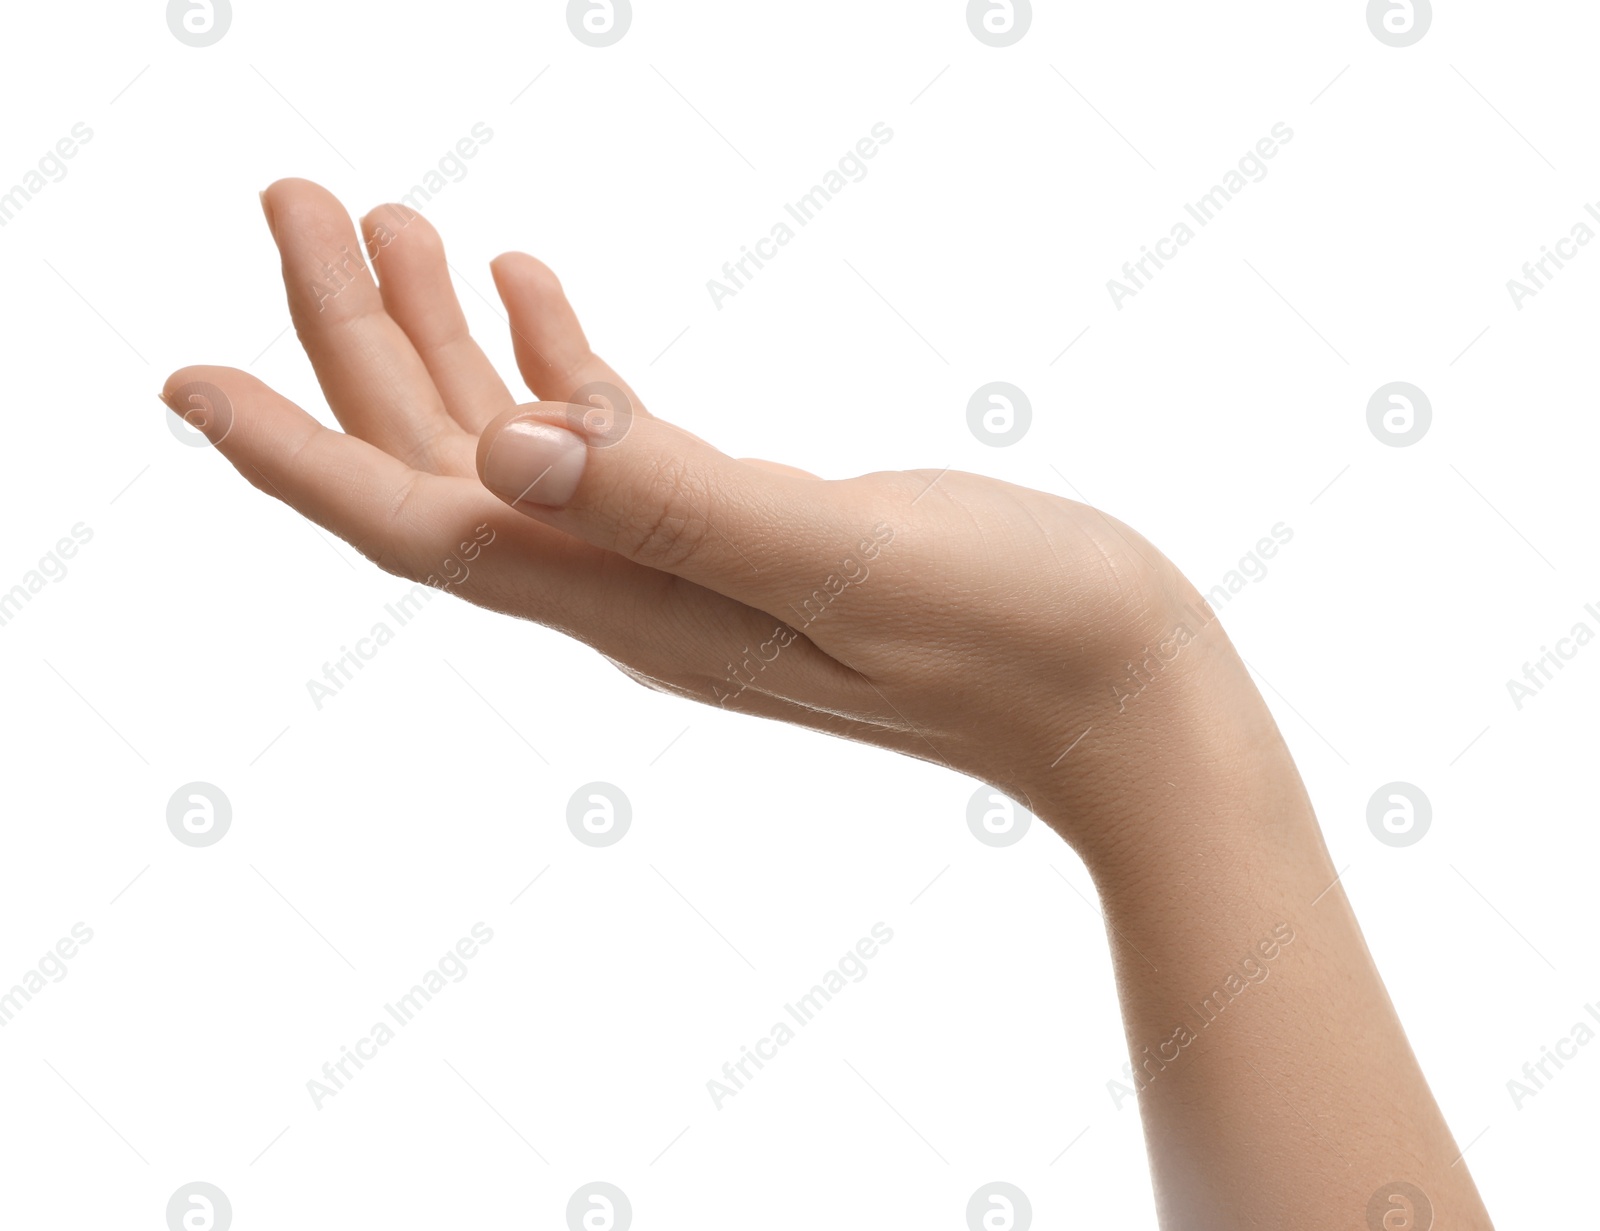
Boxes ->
[262,177,476,476]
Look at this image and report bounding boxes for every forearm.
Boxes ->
[182,178,1501,1225]
[1042,624,1492,1229]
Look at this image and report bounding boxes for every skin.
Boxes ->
[164,178,1495,1229]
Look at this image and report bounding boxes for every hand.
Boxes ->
[164,179,1497,1230]
[166,179,1220,856]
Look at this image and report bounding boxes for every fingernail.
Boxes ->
[259,189,274,237]
[481,420,587,508]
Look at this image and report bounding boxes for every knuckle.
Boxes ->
[397,422,457,472]
[382,471,425,531]
[350,474,425,581]
[551,355,598,399]
[619,455,717,570]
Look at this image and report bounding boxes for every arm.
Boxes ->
[165,177,1495,1230]
[1037,603,1491,1228]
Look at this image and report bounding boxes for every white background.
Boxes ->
[1,1,1595,1226]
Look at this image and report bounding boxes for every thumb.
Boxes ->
[475,399,862,612]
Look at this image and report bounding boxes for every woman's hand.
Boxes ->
[165,178,1217,857]
[165,178,1496,1229]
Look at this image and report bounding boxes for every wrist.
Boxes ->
[1016,602,1324,882]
